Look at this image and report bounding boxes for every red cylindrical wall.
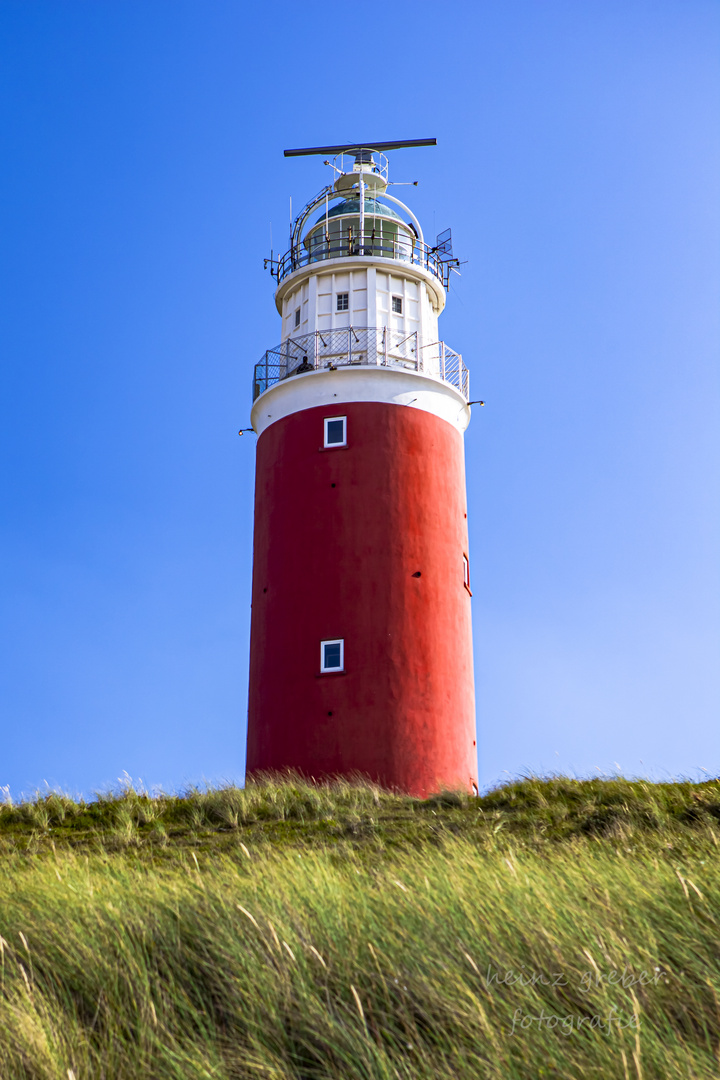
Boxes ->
[246,400,476,798]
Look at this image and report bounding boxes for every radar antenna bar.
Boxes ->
[284,139,436,157]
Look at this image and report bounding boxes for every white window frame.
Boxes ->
[391,294,403,314]
[336,292,349,311]
[320,638,344,673]
[324,415,347,448]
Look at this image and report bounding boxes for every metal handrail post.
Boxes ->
[348,327,351,366]
[383,326,388,366]
[441,341,446,382]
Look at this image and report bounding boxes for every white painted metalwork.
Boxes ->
[253,327,469,402]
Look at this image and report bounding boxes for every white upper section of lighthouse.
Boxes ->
[252,144,470,432]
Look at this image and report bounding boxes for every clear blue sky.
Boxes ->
[1,0,718,798]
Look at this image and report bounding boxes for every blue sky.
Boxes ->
[1,0,718,798]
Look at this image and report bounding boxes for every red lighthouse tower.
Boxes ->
[246,141,477,797]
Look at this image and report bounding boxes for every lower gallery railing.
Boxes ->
[252,327,469,402]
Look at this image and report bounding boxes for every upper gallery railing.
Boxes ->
[252,327,469,402]
[267,234,453,287]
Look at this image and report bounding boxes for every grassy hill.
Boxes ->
[0,775,719,1079]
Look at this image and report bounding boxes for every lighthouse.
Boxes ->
[245,140,477,798]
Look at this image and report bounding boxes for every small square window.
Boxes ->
[391,295,403,314]
[294,308,300,327]
[321,638,344,672]
[337,292,349,311]
[324,416,347,447]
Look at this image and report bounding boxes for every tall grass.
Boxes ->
[2,773,719,856]
[0,776,718,1078]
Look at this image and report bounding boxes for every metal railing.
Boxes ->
[252,327,469,402]
[269,234,455,287]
